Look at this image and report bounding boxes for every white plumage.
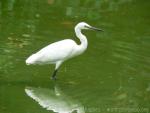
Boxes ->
[26,22,102,80]
[26,39,76,64]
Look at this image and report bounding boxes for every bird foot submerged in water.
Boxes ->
[51,76,57,80]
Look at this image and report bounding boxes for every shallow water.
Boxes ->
[0,0,150,113]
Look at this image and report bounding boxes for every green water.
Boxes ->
[0,0,150,113]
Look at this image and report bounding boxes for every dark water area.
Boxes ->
[0,0,150,113]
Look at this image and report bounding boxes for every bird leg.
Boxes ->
[51,69,58,80]
[51,61,62,80]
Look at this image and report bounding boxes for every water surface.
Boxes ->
[0,0,150,113]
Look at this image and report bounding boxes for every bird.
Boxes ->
[26,22,103,80]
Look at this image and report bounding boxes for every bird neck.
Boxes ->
[75,27,88,53]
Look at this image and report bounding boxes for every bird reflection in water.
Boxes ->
[25,85,85,113]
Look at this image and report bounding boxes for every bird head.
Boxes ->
[75,22,103,31]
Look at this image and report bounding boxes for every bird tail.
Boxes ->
[26,54,37,65]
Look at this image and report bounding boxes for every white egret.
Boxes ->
[26,22,103,80]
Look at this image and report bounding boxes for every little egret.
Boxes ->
[26,22,103,80]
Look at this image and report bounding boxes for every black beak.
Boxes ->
[86,26,103,31]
